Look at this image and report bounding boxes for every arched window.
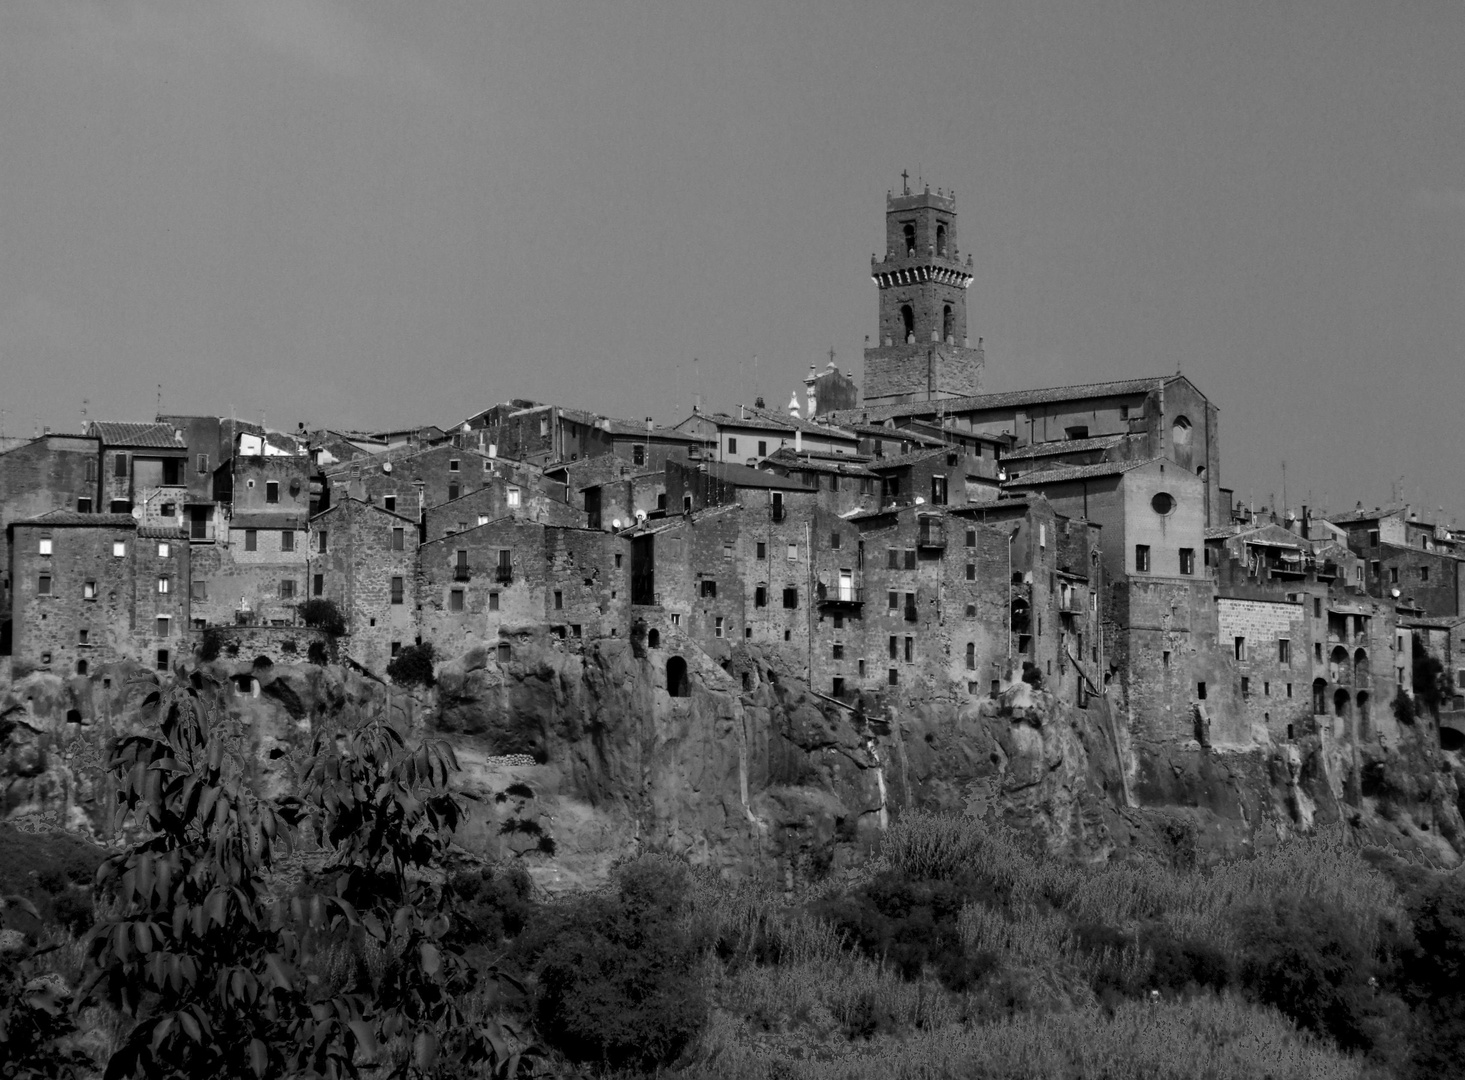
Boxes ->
[965,642,976,670]
[903,223,916,255]
[76,659,88,676]
[66,708,82,725]
[942,305,953,343]
[647,628,660,649]
[900,304,915,343]
[1357,691,1371,740]
[1354,649,1368,687]
[1329,646,1348,683]
[1312,678,1328,714]
[666,656,689,698]
[1333,688,1350,717]
[1171,416,1193,468]
[936,223,947,256]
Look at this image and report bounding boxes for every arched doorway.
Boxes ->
[1333,688,1350,717]
[1354,649,1369,687]
[1357,691,1371,740]
[666,656,689,698]
[647,628,660,649]
[1312,678,1328,714]
[1329,646,1349,684]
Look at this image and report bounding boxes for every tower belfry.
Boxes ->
[862,180,984,406]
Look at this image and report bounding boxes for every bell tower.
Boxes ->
[862,176,984,405]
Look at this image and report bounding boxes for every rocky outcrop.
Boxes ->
[4,636,1462,884]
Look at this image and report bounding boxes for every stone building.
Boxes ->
[309,497,420,672]
[1329,506,1465,617]
[89,421,190,520]
[674,405,860,465]
[8,511,189,676]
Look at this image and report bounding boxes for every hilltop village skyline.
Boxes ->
[4,181,1463,766]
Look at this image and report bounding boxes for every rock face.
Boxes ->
[4,636,1463,883]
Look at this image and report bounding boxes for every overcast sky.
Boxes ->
[3,2,1463,519]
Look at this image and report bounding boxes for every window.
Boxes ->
[384,495,396,512]
[76,659,88,676]
[450,589,464,612]
[965,642,976,669]
[1371,560,1381,579]
[1234,636,1245,660]
[966,563,976,581]
[37,574,52,596]
[1279,639,1291,665]
[684,495,692,512]
[888,591,898,610]
[244,530,257,552]
[391,577,404,604]
[888,548,899,569]
[904,637,914,662]
[888,668,899,686]
[832,642,845,660]
[756,542,766,560]
[715,616,725,638]
[782,587,798,609]
[156,615,170,637]
[85,458,97,483]
[392,528,405,551]
[114,453,127,478]
[1314,598,1323,618]
[84,580,97,600]
[632,444,646,466]
[1179,548,1194,575]
[787,543,798,561]
[507,487,521,507]
[1135,545,1150,572]
[888,635,898,659]
[113,540,126,558]
[728,438,737,455]
[38,537,52,555]
[1162,650,1171,668]
[724,543,733,561]
[316,530,328,554]
[1315,642,1323,662]
[1264,681,1270,696]
[830,532,841,550]
[1197,681,1207,700]
[156,541,172,558]
[489,592,500,611]
[448,484,460,501]
[157,575,171,595]
[279,580,296,600]
[555,589,564,609]
[266,481,279,504]
[758,440,767,456]
[1421,565,1431,583]
[931,476,947,505]
[280,530,294,552]
[156,649,169,672]
[1150,492,1175,515]
[1286,683,1293,698]
[313,574,323,596]
[76,498,92,513]
[904,550,916,570]
[966,529,976,547]
[197,453,209,474]
[832,677,845,696]
[1390,566,1399,584]
[1241,677,1250,698]
[755,586,767,608]
[699,580,716,598]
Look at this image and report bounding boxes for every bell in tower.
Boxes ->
[862,176,984,406]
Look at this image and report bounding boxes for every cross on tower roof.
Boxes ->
[900,169,910,195]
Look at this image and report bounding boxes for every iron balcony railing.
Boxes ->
[494,565,513,584]
[917,520,946,548]
[454,566,472,582]
[817,583,864,605]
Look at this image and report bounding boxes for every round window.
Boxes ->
[1151,492,1175,515]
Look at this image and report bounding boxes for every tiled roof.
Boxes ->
[845,423,948,446]
[229,512,308,530]
[691,461,812,490]
[1002,434,1128,462]
[603,418,706,442]
[867,447,950,471]
[1205,526,1240,540]
[762,448,878,477]
[828,376,1179,425]
[1002,458,1160,487]
[12,510,137,528]
[1324,506,1407,526]
[91,421,184,449]
[137,524,188,539]
[904,419,1012,445]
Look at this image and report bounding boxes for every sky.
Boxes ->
[3,1,1463,519]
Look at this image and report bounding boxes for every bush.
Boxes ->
[296,598,346,636]
[1394,688,1419,726]
[530,857,706,1070]
[1414,637,1446,718]
[306,640,328,665]
[198,627,224,662]
[387,642,436,688]
[0,824,104,933]
[448,863,536,954]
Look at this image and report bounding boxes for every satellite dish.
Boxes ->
[382,461,392,473]
[914,496,925,505]
[635,509,648,522]
[612,518,622,530]
[1391,589,1401,598]
[130,507,143,520]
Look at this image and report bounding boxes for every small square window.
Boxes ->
[489,591,500,611]
[724,543,733,561]
[279,580,296,599]
[384,495,397,512]
[113,540,126,558]
[555,589,564,609]
[449,459,460,472]
[83,580,97,600]
[244,530,257,552]
[478,514,489,526]
[37,574,52,596]
[832,642,845,660]
[507,488,521,507]
[787,543,798,561]
[700,580,716,598]
[38,537,52,556]
[266,481,279,504]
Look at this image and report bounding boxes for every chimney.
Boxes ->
[754,395,765,409]
[1301,505,1310,540]
[796,428,802,452]
[787,391,800,417]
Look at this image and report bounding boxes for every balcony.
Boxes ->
[494,565,513,585]
[771,503,786,523]
[904,600,919,623]
[454,566,472,582]
[917,519,946,549]
[817,583,864,607]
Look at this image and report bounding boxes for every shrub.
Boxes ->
[306,640,328,665]
[0,824,104,932]
[296,598,346,636]
[448,863,535,954]
[1394,688,1418,726]
[1020,660,1043,689]
[530,857,706,1070]
[387,642,436,688]
[198,627,224,662]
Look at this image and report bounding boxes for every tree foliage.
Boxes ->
[80,671,532,1080]
[296,599,347,637]
[387,643,436,689]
